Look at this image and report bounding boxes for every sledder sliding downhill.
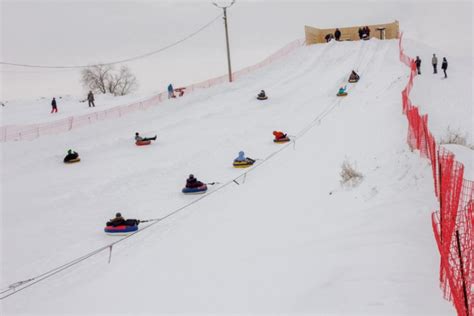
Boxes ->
[348,70,360,83]
[257,90,268,100]
[64,149,80,163]
[337,85,348,97]
[233,151,256,168]
[273,131,290,143]
[135,132,157,146]
[104,212,140,235]
[182,174,208,194]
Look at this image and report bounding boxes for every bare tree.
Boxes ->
[115,66,138,96]
[81,65,137,96]
[81,65,113,94]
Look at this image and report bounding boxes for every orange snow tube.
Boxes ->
[136,140,151,146]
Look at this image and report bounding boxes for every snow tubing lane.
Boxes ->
[257,96,268,100]
[273,137,290,143]
[64,158,81,164]
[337,92,348,97]
[104,225,138,234]
[136,140,151,146]
[182,184,208,194]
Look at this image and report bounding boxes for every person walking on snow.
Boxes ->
[51,97,58,113]
[432,54,438,74]
[441,57,448,78]
[87,91,95,107]
[167,84,175,99]
[415,56,421,75]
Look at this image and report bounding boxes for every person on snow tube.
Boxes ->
[186,174,204,189]
[234,151,255,163]
[273,131,287,140]
[338,86,347,95]
[135,132,157,142]
[64,149,79,162]
[107,212,126,227]
[106,212,139,227]
[258,90,266,98]
[349,70,360,81]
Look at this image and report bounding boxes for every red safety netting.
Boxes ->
[400,33,473,315]
[1,39,305,142]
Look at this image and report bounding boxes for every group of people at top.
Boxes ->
[325,26,371,42]
[415,54,448,78]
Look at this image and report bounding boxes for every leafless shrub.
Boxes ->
[440,127,473,149]
[340,159,364,187]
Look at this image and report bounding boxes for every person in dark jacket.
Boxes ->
[135,132,157,142]
[432,54,438,74]
[334,28,341,41]
[415,56,421,75]
[87,91,95,107]
[51,97,58,113]
[108,212,126,227]
[365,26,370,38]
[441,57,448,78]
[167,84,175,99]
[186,174,204,189]
[258,90,266,98]
[64,149,79,162]
[349,70,360,81]
[324,33,334,43]
[358,27,363,39]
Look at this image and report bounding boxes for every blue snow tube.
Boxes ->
[104,225,139,234]
[182,184,208,194]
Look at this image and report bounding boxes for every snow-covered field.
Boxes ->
[1,38,467,314]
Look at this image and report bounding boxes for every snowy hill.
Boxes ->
[1,39,460,315]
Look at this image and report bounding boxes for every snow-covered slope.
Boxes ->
[1,39,455,315]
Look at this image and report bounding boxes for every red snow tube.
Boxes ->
[274,137,290,143]
[136,140,151,146]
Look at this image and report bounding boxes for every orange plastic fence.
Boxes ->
[0,39,305,142]
[400,33,473,316]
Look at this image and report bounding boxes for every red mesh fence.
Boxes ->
[1,39,304,142]
[400,33,473,315]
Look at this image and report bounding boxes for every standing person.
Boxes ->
[441,57,448,78]
[415,56,422,75]
[87,91,95,107]
[432,54,438,74]
[51,97,58,113]
[167,83,175,99]
[334,28,341,41]
[365,26,370,38]
[358,27,363,39]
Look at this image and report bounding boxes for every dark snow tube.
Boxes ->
[257,96,268,100]
[104,225,138,234]
[64,158,81,164]
[182,184,208,194]
[136,140,151,146]
[337,92,348,97]
[273,137,290,143]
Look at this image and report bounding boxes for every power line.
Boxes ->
[0,14,222,69]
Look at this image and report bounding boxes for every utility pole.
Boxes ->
[213,0,235,82]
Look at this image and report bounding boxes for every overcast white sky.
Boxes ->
[0,0,472,100]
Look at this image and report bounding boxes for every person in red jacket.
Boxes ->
[273,131,287,140]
